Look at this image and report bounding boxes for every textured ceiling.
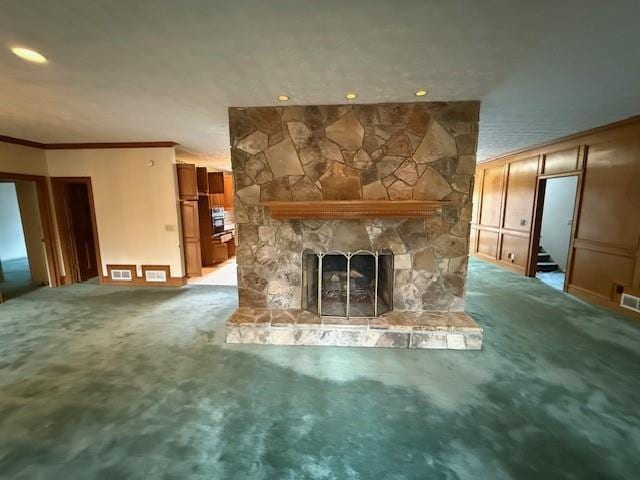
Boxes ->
[1,0,639,170]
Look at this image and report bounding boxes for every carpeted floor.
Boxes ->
[0,258,638,479]
[0,257,40,301]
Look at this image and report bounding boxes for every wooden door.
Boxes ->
[180,200,202,277]
[65,183,98,281]
[223,173,234,210]
[177,163,198,200]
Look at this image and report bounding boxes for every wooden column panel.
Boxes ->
[543,147,580,174]
[479,165,504,227]
[499,234,530,270]
[477,230,499,258]
[502,156,538,232]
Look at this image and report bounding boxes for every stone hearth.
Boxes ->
[226,102,482,350]
[227,308,483,349]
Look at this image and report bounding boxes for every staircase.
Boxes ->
[537,246,560,272]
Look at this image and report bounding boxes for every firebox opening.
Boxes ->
[302,250,393,318]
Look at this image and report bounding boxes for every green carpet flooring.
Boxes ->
[0,258,638,479]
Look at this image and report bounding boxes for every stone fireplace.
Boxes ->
[302,249,393,318]
[226,102,484,349]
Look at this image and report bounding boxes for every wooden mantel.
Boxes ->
[261,200,451,219]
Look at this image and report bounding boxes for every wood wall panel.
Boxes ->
[473,115,640,320]
[499,234,530,269]
[569,248,635,299]
[477,230,499,258]
[479,165,504,227]
[502,156,538,232]
[576,137,640,249]
[543,147,579,174]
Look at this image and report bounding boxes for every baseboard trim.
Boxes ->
[102,264,187,287]
[471,254,526,275]
[100,275,187,287]
[567,285,639,321]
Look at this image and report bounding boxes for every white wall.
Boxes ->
[45,148,184,278]
[0,183,28,261]
[540,176,578,271]
[0,142,48,175]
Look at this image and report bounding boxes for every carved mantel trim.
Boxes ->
[261,200,451,219]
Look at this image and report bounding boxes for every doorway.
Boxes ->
[51,178,101,283]
[0,180,50,300]
[533,175,579,291]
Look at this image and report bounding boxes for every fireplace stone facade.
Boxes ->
[230,102,480,316]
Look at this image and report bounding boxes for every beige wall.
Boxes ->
[15,180,49,284]
[45,148,184,278]
[0,142,48,176]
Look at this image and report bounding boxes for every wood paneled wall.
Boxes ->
[471,116,640,320]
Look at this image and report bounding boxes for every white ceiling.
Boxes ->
[1,0,639,170]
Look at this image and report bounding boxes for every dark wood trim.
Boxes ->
[538,170,582,180]
[572,238,636,258]
[45,141,178,150]
[0,135,45,149]
[1,135,178,150]
[261,200,452,219]
[0,172,62,287]
[51,177,103,284]
[480,114,640,164]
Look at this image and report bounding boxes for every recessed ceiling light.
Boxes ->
[11,47,47,64]
[345,92,358,100]
[277,95,290,101]
[415,90,428,97]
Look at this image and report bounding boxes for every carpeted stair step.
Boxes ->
[537,261,559,272]
[538,252,551,262]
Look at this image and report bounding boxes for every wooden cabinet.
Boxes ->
[177,163,198,201]
[212,243,229,263]
[223,173,234,210]
[198,196,214,266]
[180,200,202,277]
[208,172,224,193]
[196,167,209,194]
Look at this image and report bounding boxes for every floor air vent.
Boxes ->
[620,293,640,313]
[111,269,133,281]
[145,270,167,283]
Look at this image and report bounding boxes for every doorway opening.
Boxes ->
[533,175,579,291]
[52,178,102,284]
[0,180,50,300]
[175,163,237,286]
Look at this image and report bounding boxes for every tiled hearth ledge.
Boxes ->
[226,308,483,350]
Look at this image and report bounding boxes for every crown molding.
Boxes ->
[0,135,45,149]
[0,134,178,150]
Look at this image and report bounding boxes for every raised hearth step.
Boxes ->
[225,308,483,350]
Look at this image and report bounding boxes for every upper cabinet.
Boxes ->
[223,173,234,210]
[176,163,198,201]
[208,172,225,194]
[196,167,209,194]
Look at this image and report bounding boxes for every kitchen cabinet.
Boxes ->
[223,173,234,210]
[177,163,198,201]
[179,200,202,277]
[208,172,224,193]
[196,167,209,194]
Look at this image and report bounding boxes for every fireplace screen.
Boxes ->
[302,250,393,318]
